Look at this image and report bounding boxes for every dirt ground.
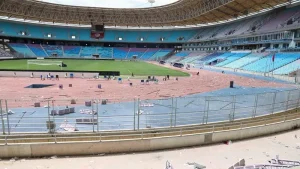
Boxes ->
[0,66,293,108]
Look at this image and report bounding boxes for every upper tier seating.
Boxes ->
[9,44,172,60]
[0,21,197,43]
[260,7,300,31]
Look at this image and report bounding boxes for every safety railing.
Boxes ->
[1,110,299,145]
[0,88,299,135]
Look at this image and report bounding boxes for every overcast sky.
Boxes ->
[39,0,178,8]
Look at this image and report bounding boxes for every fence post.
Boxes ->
[96,99,99,132]
[92,100,95,132]
[231,95,236,121]
[174,97,177,127]
[137,98,140,130]
[252,94,259,118]
[297,90,300,112]
[271,92,277,114]
[203,97,208,124]
[133,98,136,131]
[52,100,57,133]
[286,91,291,111]
[205,97,210,124]
[170,97,174,127]
[47,100,51,133]
[5,100,10,135]
[0,100,6,135]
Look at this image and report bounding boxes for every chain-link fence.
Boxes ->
[0,89,299,135]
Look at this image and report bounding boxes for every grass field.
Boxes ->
[0,59,189,76]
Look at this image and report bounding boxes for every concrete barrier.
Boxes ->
[0,118,299,158]
[0,144,31,158]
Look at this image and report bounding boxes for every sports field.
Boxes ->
[0,59,189,76]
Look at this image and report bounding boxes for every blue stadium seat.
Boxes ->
[27,44,48,57]
[127,48,147,59]
[63,46,81,57]
[9,43,36,57]
[80,47,97,58]
[242,53,300,72]
[216,53,250,67]
[113,48,129,59]
[42,45,63,57]
[140,49,160,60]
[224,53,267,69]
[97,47,113,58]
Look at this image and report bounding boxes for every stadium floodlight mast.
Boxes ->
[148,0,155,6]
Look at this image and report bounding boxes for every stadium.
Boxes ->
[0,0,300,168]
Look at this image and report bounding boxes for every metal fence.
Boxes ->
[0,88,299,135]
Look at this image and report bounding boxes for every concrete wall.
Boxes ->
[0,118,299,158]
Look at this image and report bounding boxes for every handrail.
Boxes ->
[1,108,299,145]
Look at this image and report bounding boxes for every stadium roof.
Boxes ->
[0,0,294,27]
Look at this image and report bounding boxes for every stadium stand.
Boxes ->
[80,47,97,58]
[215,53,250,67]
[189,5,300,41]
[174,51,190,57]
[26,44,48,57]
[224,53,268,69]
[63,46,81,57]
[199,52,225,62]
[139,48,160,60]
[97,47,113,58]
[0,21,197,43]
[280,10,300,28]
[242,53,300,72]
[9,43,35,57]
[205,53,234,65]
[113,48,130,59]
[8,44,173,60]
[150,49,173,61]
[274,60,300,75]
[173,52,209,64]
[126,48,147,59]
[260,7,300,31]
[165,56,182,63]
[42,45,64,57]
[0,48,13,58]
